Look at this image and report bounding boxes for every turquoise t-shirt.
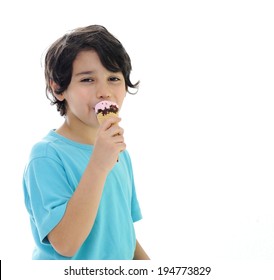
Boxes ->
[23,130,142,260]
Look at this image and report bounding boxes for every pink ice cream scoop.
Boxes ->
[95,101,119,124]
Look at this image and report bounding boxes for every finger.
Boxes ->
[117,142,126,152]
[113,134,125,144]
[109,126,124,137]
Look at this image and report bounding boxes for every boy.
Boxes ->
[23,25,149,260]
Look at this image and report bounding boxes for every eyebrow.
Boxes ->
[74,70,123,77]
[75,71,94,76]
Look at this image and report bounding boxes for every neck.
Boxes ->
[56,117,97,145]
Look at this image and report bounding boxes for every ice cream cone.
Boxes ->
[96,112,119,125]
[95,101,119,124]
[95,100,120,161]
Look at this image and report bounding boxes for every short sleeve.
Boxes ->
[131,180,142,222]
[122,150,142,223]
[24,156,74,244]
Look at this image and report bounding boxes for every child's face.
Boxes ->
[60,50,126,128]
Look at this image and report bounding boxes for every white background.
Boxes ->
[0,0,274,278]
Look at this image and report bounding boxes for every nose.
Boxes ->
[96,82,111,99]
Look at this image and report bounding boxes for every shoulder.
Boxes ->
[120,149,132,165]
[119,149,135,177]
[28,131,62,162]
[23,132,66,181]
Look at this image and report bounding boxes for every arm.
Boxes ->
[48,117,125,257]
[133,239,150,260]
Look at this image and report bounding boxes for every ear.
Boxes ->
[50,79,65,101]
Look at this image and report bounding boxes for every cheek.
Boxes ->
[117,93,126,109]
[65,92,85,111]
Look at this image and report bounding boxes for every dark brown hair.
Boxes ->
[44,25,139,116]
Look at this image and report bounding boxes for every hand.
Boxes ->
[92,117,126,173]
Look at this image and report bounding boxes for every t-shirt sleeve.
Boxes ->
[131,180,142,222]
[123,150,143,223]
[24,156,74,244]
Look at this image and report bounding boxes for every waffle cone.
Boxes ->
[97,112,118,124]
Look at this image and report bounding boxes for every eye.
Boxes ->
[108,76,121,82]
[81,78,94,83]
